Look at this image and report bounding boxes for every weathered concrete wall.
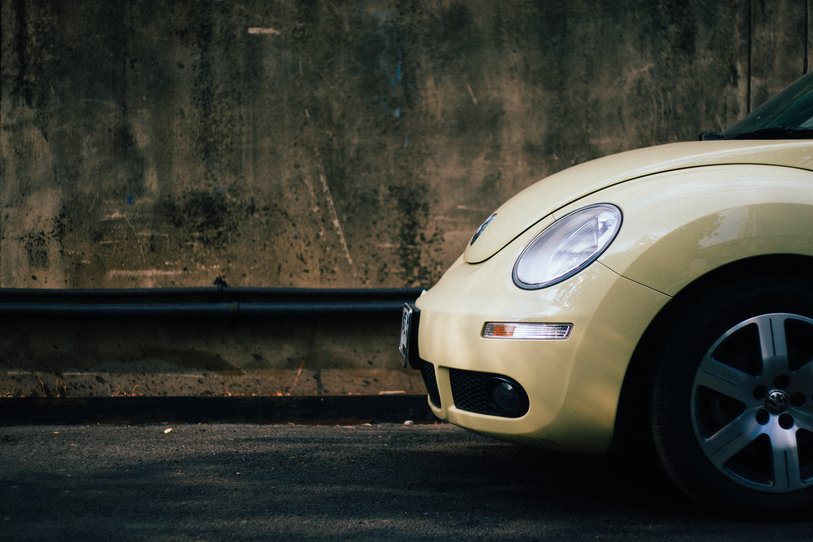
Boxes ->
[2,0,809,290]
[0,312,423,397]
[0,1,811,397]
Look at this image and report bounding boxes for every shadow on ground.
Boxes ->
[0,424,809,540]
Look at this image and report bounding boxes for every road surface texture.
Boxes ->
[1,423,811,541]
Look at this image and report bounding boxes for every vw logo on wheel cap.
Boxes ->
[766,390,789,414]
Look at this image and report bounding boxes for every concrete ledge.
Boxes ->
[0,395,436,425]
[0,311,417,397]
[1,369,424,398]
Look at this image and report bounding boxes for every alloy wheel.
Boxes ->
[690,313,813,492]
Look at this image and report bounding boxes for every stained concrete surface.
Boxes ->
[2,423,813,541]
[2,0,809,290]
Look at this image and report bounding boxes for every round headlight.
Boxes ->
[513,204,622,289]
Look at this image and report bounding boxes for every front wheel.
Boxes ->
[651,277,813,516]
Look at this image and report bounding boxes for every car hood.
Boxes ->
[464,140,813,263]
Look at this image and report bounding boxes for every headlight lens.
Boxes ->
[513,204,622,289]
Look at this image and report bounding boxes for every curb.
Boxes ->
[0,395,435,426]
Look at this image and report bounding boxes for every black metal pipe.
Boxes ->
[0,287,424,317]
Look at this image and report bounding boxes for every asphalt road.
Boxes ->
[1,423,811,541]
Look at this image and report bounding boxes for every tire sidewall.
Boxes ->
[651,277,813,516]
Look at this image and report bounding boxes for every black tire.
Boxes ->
[651,275,813,517]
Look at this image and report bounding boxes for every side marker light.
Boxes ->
[482,322,572,340]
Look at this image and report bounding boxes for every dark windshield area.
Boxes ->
[722,71,813,139]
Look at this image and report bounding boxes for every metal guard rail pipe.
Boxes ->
[0,287,425,317]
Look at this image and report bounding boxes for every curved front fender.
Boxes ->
[583,164,813,295]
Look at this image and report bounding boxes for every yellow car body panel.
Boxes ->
[418,141,813,455]
[417,258,668,453]
[465,140,813,264]
[587,164,813,295]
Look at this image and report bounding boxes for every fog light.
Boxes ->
[482,322,572,340]
[489,377,526,416]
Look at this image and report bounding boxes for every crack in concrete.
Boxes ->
[314,148,359,280]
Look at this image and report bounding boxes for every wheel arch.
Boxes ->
[612,253,813,453]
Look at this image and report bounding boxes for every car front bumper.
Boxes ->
[413,239,670,454]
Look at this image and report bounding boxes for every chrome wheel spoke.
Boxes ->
[701,411,761,467]
[757,315,790,376]
[695,355,754,403]
[794,361,813,390]
[770,430,804,491]
[793,408,813,432]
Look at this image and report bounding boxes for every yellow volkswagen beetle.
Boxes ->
[400,71,813,515]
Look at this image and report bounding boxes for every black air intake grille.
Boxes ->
[449,369,529,418]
